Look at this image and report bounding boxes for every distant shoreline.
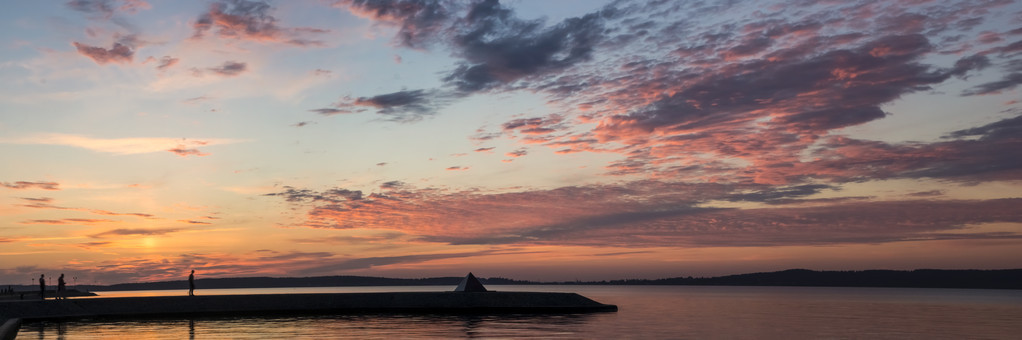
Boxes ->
[3,269,1019,292]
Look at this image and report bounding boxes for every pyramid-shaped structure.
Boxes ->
[454,272,488,292]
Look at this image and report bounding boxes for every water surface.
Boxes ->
[21,285,1022,339]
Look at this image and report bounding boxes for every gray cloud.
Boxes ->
[66,0,117,17]
[441,0,614,92]
[155,56,179,70]
[341,0,455,48]
[723,184,835,203]
[66,0,149,18]
[264,186,364,204]
[962,73,1022,96]
[90,227,184,238]
[326,89,444,122]
[208,61,247,76]
[309,108,355,116]
[1,181,60,190]
[328,0,617,118]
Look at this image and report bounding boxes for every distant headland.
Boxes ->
[6,268,1018,292]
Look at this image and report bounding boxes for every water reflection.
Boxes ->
[20,286,1022,339]
[28,322,63,340]
[23,313,604,339]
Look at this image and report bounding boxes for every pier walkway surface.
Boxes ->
[0,292,616,339]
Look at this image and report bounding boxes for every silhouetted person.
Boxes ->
[188,270,195,296]
[58,274,66,300]
[39,274,45,300]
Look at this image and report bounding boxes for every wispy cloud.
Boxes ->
[193,0,328,46]
[144,55,179,70]
[18,197,154,218]
[90,227,184,238]
[207,61,248,77]
[66,0,151,18]
[321,89,447,122]
[309,108,354,116]
[22,218,117,225]
[1,181,60,190]
[504,148,527,158]
[0,249,522,284]
[72,35,139,65]
[267,182,1022,248]
[168,146,209,157]
[0,133,248,156]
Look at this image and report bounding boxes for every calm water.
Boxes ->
[20,285,1022,339]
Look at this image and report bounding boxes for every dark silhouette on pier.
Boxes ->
[57,274,66,300]
[454,272,487,292]
[188,270,195,296]
[38,275,45,301]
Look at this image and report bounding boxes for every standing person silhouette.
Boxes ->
[57,274,66,300]
[39,274,45,300]
[188,270,195,296]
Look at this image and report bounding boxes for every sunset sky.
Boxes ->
[2,0,1022,285]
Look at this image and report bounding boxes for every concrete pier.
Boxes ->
[0,291,615,337]
[0,318,20,340]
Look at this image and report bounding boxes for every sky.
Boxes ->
[1,0,1021,285]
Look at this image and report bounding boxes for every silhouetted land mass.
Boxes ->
[5,269,1019,292]
[589,269,1022,289]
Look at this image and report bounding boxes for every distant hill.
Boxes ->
[590,269,1022,289]
[6,269,1020,292]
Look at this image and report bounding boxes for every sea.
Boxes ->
[19,285,1022,339]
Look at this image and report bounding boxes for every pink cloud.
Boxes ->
[72,40,134,64]
[266,182,1022,248]
[193,0,327,46]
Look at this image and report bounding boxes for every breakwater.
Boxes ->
[0,291,616,338]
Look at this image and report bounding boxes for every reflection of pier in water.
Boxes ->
[23,311,607,339]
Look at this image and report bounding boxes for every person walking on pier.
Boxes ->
[39,274,45,300]
[188,270,195,296]
[58,274,66,300]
